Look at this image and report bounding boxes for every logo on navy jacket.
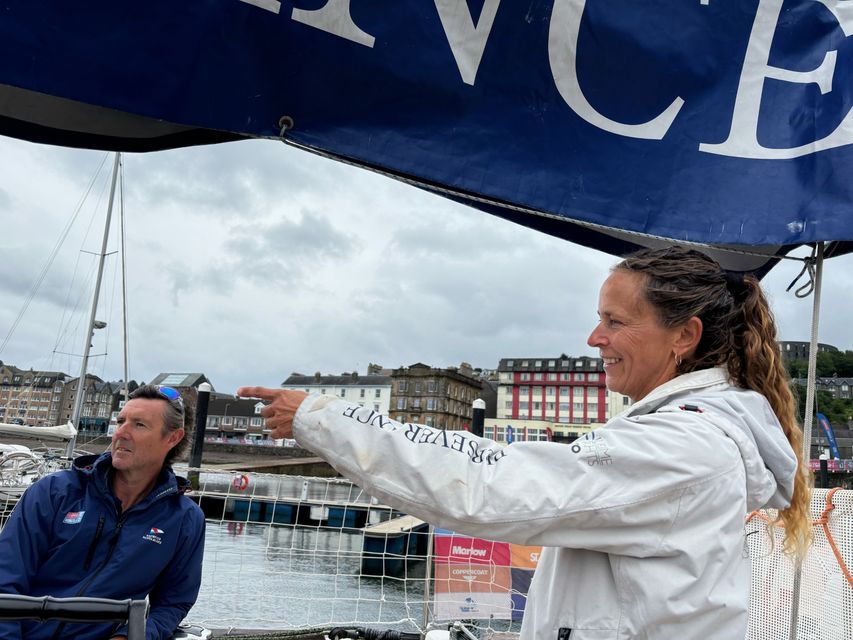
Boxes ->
[63,511,85,524]
[143,527,164,544]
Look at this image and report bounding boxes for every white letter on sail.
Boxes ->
[548,0,684,140]
[701,0,853,159]
[292,0,375,47]
[434,0,502,85]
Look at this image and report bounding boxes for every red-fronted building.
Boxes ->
[496,355,608,425]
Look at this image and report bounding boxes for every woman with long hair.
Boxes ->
[240,245,810,639]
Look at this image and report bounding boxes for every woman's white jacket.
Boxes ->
[292,367,797,640]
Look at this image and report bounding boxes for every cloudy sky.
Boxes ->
[1,135,851,395]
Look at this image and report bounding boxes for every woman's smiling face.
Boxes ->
[587,270,684,402]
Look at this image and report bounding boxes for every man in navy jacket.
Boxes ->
[0,385,206,639]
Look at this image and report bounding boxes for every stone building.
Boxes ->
[388,362,483,430]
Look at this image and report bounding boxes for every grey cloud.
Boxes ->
[220,209,352,285]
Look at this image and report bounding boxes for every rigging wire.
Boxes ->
[50,164,113,366]
[0,153,110,357]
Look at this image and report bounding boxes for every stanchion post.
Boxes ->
[471,399,485,438]
[818,452,829,490]
[188,382,211,489]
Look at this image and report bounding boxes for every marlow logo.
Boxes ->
[143,527,164,544]
[63,511,85,524]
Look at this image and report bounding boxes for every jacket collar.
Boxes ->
[73,451,186,504]
[625,367,731,417]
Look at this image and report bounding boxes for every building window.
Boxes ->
[427,381,436,393]
[546,386,556,396]
[519,386,529,395]
[520,373,531,381]
[374,404,380,411]
[504,401,513,410]
[519,401,529,411]
[398,381,408,392]
[559,387,569,398]
[396,398,406,410]
[375,389,381,398]
[588,373,600,382]
[427,398,436,410]
[574,373,585,381]
[396,415,405,422]
[559,373,570,381]
[425,416,434,427]
[534,373,543,380]
[340,389,346,398]
[506,360,514,367]
[413,398,421,409]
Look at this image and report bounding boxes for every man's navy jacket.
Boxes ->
[0,452,205,639]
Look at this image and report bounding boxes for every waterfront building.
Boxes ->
[282,369,392,415]
[205,393,268,441]
[497,355,630,425]
[58,375,116,434]
[483,417,600,444]
[388,362,483,430]
[0,362,66,426]
[792,376,853,401]
[148,372,212,407]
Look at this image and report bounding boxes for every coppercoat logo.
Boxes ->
[63,511,85,524]
[143,527,164,544]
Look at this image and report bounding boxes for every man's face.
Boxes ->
[111,398,183,477]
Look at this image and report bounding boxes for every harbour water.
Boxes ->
[190,521,428,633]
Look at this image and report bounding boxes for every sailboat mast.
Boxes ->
[119,157,130,403]
[66,152,121,458]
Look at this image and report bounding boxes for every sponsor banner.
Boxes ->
[433,591,514,621]
[510,568,535,620]
[809,458,853,472]
[433,564,511,594]
[433,534,511,566]
[510,544,542,570]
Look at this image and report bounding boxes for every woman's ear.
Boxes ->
[675,316,703,358]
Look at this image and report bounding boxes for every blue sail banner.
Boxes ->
[1,1,852,256]
[816,412,842,460]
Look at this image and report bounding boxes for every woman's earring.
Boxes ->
[674,353,683,368]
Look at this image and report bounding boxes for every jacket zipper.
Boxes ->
[82,514,105,571]
[50,512,127,640]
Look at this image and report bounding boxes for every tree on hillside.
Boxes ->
[792,385,853,429]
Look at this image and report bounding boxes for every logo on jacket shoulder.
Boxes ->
[143,527,165,544]
[62,511,85,524]
[570,432,612,467]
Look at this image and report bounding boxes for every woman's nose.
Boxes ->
[587,323,605,348]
